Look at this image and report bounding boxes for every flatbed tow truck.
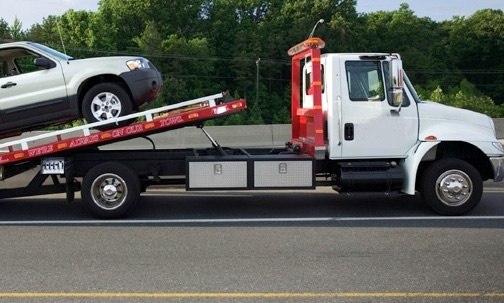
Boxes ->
[1,37,503,218]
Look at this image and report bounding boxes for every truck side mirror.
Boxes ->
[390,58,404,107]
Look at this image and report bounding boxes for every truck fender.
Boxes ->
[401,141,439,195]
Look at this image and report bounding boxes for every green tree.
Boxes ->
[429,80,504,117]
[156,34,218,103]
[0,18,11,41]
[26,11,116,57]
[98,0,205,50]
[445,9,504,104]
[358,4,449,88]
[10,17,25,41]
[133,21,163,55]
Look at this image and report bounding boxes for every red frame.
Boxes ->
[289,38,325,157]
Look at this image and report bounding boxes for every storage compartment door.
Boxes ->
[254,160,314,188]
[188,161,247,190]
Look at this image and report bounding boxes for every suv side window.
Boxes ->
[0,48,44,77]
[1,59,7,77]
[14,52,40,74]
[346,61,384,101]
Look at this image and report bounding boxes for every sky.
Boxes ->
[2,0,504,30]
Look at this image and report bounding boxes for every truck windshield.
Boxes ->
[403,72,421,103]
[28,42,73,61]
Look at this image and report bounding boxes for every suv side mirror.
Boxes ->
[390,58,404,107]
[34,57,56,69]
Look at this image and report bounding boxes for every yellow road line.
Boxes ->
[0,292,503,298]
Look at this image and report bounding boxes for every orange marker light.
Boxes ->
[288,37,326,56]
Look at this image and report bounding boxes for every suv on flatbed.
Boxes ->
[0,41,162,139]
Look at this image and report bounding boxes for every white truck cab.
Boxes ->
[294,38,504,215]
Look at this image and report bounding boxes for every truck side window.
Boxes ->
[346,61,384,101]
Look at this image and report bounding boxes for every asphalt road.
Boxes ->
[0,186,503,303]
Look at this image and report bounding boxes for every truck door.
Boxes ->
[338,58,418,159]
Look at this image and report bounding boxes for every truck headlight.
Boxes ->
[489,117,497,137]
[126,58,150,71]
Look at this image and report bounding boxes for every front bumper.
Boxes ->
[490,156,504,182]
[120,68,162,107]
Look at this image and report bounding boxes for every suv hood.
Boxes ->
[70,56,138,64]
[58,56,145,76]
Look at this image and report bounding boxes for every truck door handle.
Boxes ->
[1,82,17,88]
[344,123,354,141]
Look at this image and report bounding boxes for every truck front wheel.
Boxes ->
[419,158,482,215]
[82,162,140,218]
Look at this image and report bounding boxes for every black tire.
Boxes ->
[81,162,140,219]
[82,83,133,130]
[419,158,482,215]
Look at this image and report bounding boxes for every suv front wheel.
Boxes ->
[82,82,133,130]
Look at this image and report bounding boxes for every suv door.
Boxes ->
[0,47,68,132]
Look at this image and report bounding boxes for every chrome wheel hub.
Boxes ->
[435,170,472,207]
[102,184,118,200]
[91,174,128,210]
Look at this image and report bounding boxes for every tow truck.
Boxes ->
[1,37,503,218]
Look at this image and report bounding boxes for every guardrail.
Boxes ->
[102,118,504,149]
[2,119,503,151]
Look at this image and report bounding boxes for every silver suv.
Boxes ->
[0,41,162,139]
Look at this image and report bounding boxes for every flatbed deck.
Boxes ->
[0,93,246,170]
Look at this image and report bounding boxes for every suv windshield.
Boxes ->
[28,42,73,61]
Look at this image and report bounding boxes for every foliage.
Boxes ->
[9,18,25,41]
[0,18,11,41]
[2,1,504,125]
[443,9,504,105]
[425,80,504,118]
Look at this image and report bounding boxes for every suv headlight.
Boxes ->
[126,58,150,71]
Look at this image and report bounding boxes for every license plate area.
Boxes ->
[41,158,65,174]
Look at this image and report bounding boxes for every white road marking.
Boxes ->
[0,216,503,225]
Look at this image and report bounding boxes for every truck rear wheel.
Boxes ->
[419,158,482,215]
[82,162,140,218]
